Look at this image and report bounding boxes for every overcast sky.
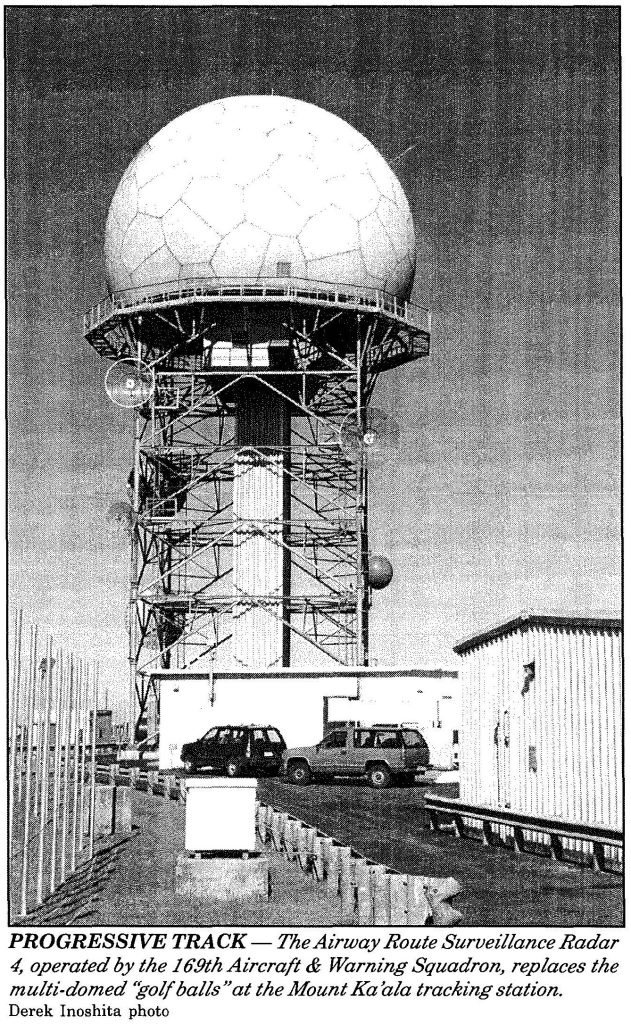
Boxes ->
[7,7,620,710]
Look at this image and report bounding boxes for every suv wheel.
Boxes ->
[288,760,311,785]
[367,763,391,789]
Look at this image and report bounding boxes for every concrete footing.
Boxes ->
[175,853,270,901]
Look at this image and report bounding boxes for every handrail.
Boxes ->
[424,793,622,872]
[424,794,622,845]
[84,276,431,336]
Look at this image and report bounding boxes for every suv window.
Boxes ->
[354,730,377,749]
[217,727,246,744]
[265,728,283,745]
[202,727,218,741]
[321,730,346,749]
[402,729,426,749]
[375,730,400,749]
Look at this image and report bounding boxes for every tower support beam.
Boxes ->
[87,297,429,737]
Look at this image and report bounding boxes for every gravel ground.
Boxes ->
[86,791,343,927]
[74,781,622,928]
[258,777,623,928]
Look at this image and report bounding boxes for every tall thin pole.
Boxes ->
[59,654,74,885]
[20,624,38,918]
[88,661,99,861]
[32,650,42,809]
[36,637,54,906]
[70,658,83,872]
[78,660,89,851]
[8,609,24,851]
[49,647,65,894]
[16,615,27,803]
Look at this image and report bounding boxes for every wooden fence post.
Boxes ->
[371,865,388,925]
[295,824,308,870]
[256,803,267,842]
[311,837,325,881]
[389,874,407,925]
[407,876,431,925]
[320,838,333,888]
[354,860,371,924]
[339,848,353,921]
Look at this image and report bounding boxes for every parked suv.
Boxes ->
[283,725,429,788]
[181,725,286,777]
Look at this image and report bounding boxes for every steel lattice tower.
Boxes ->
[85,96,430,739]
[85,284,429,734]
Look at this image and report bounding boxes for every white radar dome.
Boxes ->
[104,96,416,301]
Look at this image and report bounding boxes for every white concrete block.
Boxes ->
[185,777,257,852]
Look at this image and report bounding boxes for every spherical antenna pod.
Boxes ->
[367,553,393,590]
[105,359,154,409]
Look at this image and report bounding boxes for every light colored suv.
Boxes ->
[283,725,430,788]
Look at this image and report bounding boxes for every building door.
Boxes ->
[495,708,511,808]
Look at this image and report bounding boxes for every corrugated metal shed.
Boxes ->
[454,610,622,862]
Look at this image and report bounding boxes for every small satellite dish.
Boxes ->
[339,407,400,465]
[367,553,393,590]
[106,501,135,535]
[105,359,154,408]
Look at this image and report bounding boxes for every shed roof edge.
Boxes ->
[453,609,622,655]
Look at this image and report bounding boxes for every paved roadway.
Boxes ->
[258,776,623,927]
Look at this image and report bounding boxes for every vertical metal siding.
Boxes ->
[458,620,621,864]
[232,453,284,668]
[232,388,290,670]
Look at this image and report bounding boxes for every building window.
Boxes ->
[276,261,291,277]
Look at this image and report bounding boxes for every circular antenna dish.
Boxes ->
[106,501,135,535]
[367,553,393,590]
[340,407,400,465]
[105,359,154,408]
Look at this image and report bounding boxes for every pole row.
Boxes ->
[8,611,100,920]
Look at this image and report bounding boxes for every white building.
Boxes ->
[454,610,622,858]
[157,665,459,770]
[327,667,460,769]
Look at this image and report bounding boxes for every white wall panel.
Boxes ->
[456,617,621,864]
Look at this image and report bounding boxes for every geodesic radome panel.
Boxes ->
[104,96,417,301]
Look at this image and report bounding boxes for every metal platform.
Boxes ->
[84,276,431,342]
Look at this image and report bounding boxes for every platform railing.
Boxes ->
[84,276,431,336]
[424,793,623,873]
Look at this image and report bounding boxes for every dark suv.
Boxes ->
[283,725,430,788]
[181,725,286,777]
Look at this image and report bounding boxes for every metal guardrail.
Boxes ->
[424,794,623,872]
[256,802,462,925]
[93,766,462,924]
[84,277,431,336]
